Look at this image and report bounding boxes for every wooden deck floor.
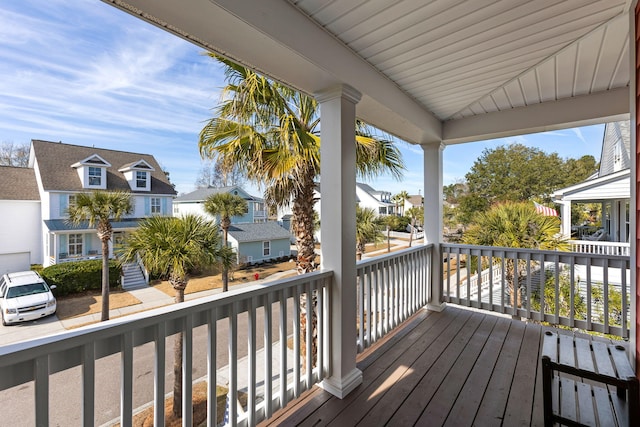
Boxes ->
[262,305,550,426]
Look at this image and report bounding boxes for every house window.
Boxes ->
[68,194,77,208]
[263,241,270,257]
[68,234,83,256]
[136,171,147,188]
[88,167,102,186]
[151,197,161,214]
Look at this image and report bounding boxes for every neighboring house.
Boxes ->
[552,121,630,244]
[173,186,267,224]
[226,222,292,264]
[0,167,42,274]
[404,195,423,213]
[0,140,176,272]
[356,183,396,216]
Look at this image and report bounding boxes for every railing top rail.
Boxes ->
[0,270,333,366]
[356,243,433,269]
[441,243,630,261]
[570,240,630,247]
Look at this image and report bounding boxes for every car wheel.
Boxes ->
[1,313,6,326]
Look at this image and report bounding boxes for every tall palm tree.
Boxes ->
[199,55,404,274]
[66,190,132,322]
[393,190,410,216]
[121,214,229,418]
[356,206,383,260]
[203,192,248,291]
[405,206,423,247]
[463,201,567,308]
[199,56,404,368]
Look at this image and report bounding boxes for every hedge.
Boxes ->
[41,259,122,297]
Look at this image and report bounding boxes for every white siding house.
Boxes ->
[173,186,267,223]
[552,121,630,244]
[0,167,41,274]
[0,140,176,269]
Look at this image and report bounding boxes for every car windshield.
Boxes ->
[6,283,49,298]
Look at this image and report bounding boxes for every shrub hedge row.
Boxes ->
[41,259,122,297]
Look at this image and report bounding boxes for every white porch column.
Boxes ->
[422,142,446,312]
[559,201,572,238]
[317,84,363,398]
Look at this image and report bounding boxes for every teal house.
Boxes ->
[172,186,267,224]
[227,222,292,264]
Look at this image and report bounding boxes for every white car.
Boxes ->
[0,271,57,325]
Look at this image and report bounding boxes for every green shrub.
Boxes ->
[41,259,122,297]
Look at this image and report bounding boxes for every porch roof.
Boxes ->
[43,218,142,232]
[104,0,630,145]
[552,169,630,201]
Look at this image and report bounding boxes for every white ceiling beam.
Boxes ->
[104,0,442,143]
[442,87,630,145]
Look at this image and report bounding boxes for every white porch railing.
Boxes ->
[0,271,331,427]
[441,244,631,338]
[356,244,432,352]
[569,239,630,256]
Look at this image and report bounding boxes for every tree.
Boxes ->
[203,192,248,291]
[458,144,598,222]
[194,159,245,189]
[392,190,410,216]
[121,214,228,418]
[405,206,423,247]
[199,56,404,367]
[356,206,383,260]
[66,191,132,321]
[463,201,567,308]
[0,141,30,167]
[199,55,404,274]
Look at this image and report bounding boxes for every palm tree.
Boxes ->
[393,190,410,216]
[199,55,404,274]
[121,214,228,418]
[66,190,132,322]
[463,201,567,308]
[356,206,383,260]
[405,206,423,247]
[203,192,248,291]
[199,56,404,368]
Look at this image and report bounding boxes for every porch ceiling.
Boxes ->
[103,0,631,145]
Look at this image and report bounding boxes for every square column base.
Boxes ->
[320,368,363,399]
[427,302,447,312]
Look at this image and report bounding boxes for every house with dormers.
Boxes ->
[0,140,176,273]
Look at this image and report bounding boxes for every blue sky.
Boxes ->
[1,1,605,198]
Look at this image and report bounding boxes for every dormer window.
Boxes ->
[72,154,110,190]
[88,167,102,186]
[119,160,154,192]
[136,171,147,188]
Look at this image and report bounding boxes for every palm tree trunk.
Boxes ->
[101,238,110,322]
[222,226,229,292]
[293,167,318,367]
[387,225,391,252]
[408,218,415,247]
[173,286,185,418]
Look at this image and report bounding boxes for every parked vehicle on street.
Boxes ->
[0,271,57,325]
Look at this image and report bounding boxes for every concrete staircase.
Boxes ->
[121,262,148,290]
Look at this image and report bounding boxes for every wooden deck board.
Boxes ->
[259,306,625,427]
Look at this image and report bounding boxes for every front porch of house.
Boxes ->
[0,245,631,426]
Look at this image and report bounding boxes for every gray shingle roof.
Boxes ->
[227,222,291,243]
[0,166,40,200]
[44,218,142,232]
[31,140,175,195]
